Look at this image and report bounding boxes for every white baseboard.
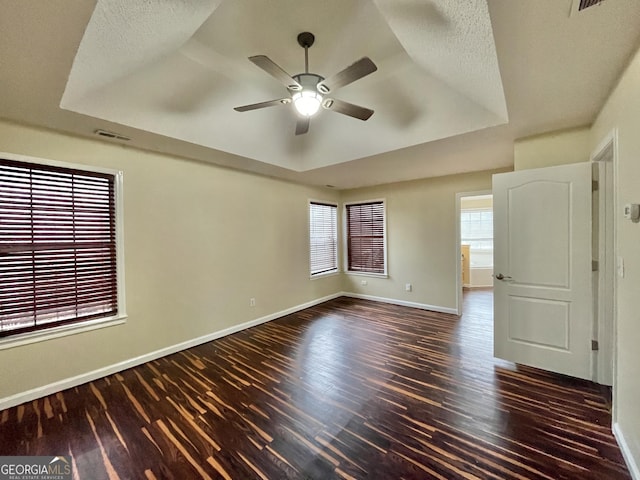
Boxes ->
[0,292,342,411]
[614,422,640,480]
[342,292,458,315]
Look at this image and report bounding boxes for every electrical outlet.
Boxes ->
[250,298,256,307]
[405,283,412,292]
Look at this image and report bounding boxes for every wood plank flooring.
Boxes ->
[0,290,630,479]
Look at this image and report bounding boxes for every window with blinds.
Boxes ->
[0,158,119,338]
[460,208,493,268]
[309,201,338,276]
[346,201,386,274]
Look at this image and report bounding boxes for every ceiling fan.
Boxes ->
[234,32,377,135]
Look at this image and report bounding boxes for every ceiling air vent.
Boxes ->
[94,129,130,141]
[578,0,603,11]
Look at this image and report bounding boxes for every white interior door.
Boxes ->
[493,163,593,380]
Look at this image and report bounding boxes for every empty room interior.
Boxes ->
[1,1,640,479]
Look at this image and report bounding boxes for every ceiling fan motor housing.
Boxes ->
[292,73,324,92]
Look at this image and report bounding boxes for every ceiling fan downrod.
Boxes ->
[297,32,315,74]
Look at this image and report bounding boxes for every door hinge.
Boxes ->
[592,260,599,271]
[591,340,599,351]
[592,180,599,192]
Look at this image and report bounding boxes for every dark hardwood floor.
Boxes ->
[0,290,630,479]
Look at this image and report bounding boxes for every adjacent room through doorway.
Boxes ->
[460,194,494,291]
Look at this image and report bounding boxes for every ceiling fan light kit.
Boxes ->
[234,31,377,135]
[292,90,322,116]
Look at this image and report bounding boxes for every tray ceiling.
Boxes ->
[60,0,508,172]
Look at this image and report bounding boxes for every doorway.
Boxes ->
[455,191,493,315]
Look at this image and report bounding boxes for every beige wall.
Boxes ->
[514,127,591,170]
[0,120,341,399]
[460,195,492,210]
[340,170,507,311]
[591,45,640,473]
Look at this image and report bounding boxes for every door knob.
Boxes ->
[495,273,512,280]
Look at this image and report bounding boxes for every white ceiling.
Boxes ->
[1,0,640,188]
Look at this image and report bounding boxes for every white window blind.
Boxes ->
[460,208,493,268]
[309,202,337,276]
[0,158,118,337]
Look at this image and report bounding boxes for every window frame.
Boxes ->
[0,152,126,350]
[343,199,388,277]
[308,200,339,279]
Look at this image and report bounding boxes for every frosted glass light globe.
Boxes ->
[293,90,322,117]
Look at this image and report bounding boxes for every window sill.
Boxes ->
[0,314,128,351]
[310,270,340,280]
[345,271,389,279]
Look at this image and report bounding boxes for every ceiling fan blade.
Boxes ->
[249,55,302,91]
[322,98,374,121]
[317,57,377,94]
[234,98,290,112]
[295,117,310,135]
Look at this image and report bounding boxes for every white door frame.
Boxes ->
[590,129,618,388]
[455,190,492,315]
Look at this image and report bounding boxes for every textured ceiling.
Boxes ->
[1,0,640,188]
[60,0,508,171]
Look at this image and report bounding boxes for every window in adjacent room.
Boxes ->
[345,200,386,275]
[460,205,494,268]
[309,201,338,276]
[0,156,125,341]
